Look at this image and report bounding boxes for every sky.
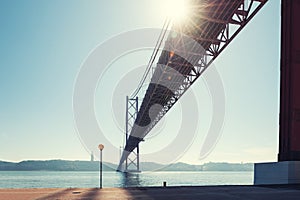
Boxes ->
[0,0,280,165]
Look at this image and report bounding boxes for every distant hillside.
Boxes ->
[139,162,165,171]
[0,160,253,171]
[0,160,116,171]
[202,162,253,171]
[161,162,203,171]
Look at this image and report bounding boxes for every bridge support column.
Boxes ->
[254,0,300,185]
[124,96,141,173]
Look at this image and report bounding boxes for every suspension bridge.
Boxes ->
[117,0,268,172]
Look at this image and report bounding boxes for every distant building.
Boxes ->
[90,152,94,162]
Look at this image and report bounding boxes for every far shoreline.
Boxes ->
[0,160,254,171]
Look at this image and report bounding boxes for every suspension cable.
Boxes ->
[131,17,171,98]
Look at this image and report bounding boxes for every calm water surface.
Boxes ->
[0,171,253,188]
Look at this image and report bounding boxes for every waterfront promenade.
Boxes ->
[0,185,299,200]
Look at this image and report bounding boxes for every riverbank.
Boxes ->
[0,185,299,200]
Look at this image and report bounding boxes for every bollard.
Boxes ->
[163,181,167,187]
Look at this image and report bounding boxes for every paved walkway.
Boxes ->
[0,185,300,200]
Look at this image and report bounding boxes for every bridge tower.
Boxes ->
[278,0,300,162]
[124,96,140,172]
[255,0,300,185]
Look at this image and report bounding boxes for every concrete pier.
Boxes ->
[255,161,300,185]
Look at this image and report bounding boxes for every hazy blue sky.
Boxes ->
[0,0,280,164]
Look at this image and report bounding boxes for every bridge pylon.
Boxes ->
[123,96,141,173]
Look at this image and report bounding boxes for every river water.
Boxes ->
[0,171,253,188]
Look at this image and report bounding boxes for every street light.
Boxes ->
[98,144,104,189]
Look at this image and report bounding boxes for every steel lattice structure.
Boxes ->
[118,0,268,169]
[124,96,140,172]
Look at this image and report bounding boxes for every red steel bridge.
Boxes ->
[118,0,268,171]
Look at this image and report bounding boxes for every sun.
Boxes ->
[163,0,189,22]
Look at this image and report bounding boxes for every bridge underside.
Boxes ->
[118,0,268,170]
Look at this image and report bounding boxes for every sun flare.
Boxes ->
[163,0,189,22]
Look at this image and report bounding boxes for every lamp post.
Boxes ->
[98,144,104,189]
